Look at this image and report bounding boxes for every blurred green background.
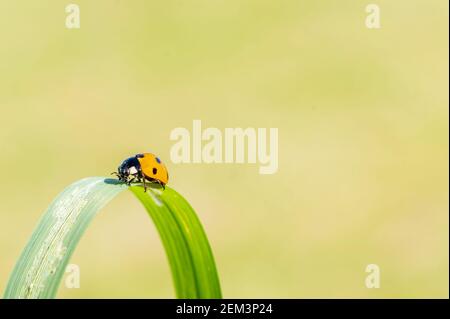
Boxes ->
[0,0,448,298]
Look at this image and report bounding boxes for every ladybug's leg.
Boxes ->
[128,175,137,185]
[142,175,147,192]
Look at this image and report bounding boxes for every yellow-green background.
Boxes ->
[0,0,448,298]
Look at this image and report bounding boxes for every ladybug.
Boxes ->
[113,153,169,191]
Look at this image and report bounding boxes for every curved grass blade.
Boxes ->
[131,186,222,298]
[3,177,221,299]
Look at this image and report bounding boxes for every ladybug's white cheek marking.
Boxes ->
[129,166,138,174]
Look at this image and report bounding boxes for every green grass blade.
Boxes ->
[3,177,221,299]
[131,186,222,298]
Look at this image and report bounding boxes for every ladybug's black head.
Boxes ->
[116,156,141,182]
[118,163,129,179]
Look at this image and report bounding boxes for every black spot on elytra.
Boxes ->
[153,168,157,175]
